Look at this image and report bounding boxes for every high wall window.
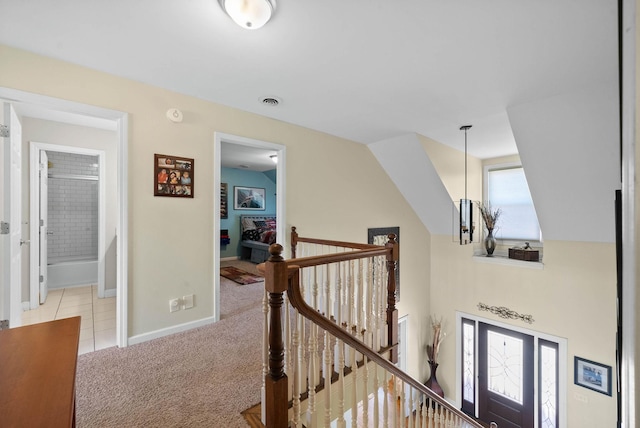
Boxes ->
[485,164,541,242]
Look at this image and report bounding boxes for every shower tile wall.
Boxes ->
[47,151,99,262]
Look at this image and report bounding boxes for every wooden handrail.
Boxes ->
[262,235,485,428]
[285,266,482,427]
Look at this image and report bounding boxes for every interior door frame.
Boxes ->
[212,132,286,321]
[456,311,568,428]
[29,142,107,308]
[1,87,129,348]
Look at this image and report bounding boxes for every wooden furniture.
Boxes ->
[0,316,81,428]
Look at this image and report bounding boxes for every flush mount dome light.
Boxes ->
[219,0,276,30]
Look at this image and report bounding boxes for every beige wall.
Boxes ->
[422,136,617,426]
[0,44,620,425]
[0,44,431,376]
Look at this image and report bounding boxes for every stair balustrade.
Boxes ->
[259,227,492,428]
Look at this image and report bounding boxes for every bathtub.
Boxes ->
[47,257,98,289]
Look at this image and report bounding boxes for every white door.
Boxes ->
[2,103,22,327]
[39,150,48,304]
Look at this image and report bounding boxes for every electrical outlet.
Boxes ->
[183,294,194,309]
[574,392,588,403]
[169,298,181,313]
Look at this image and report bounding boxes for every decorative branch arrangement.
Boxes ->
[426,315,446,363]
[477,201,501,231]
[477,302,534,324]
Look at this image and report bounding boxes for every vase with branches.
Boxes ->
[477,201,501,256]
[425,315,446,397]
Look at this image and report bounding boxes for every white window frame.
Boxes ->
[483,162,542,247]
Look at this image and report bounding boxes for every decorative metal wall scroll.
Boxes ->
[477,302,534,324]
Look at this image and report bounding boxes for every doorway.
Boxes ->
[213,132,286,321]
[29,143,108,308]
[458,313,567,428]
[0,87,128,348]
[478,322,535,428]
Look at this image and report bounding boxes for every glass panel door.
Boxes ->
[478,322,534,428]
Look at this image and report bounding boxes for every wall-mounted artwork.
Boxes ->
[234,186,265,210]
[220,183,228,219]
[574,356,612,396]
[155,154,194,198]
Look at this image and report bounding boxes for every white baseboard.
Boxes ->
[104,288,116,298]
[127,316,217,346]
[220,256,240,261]
[22,301,30,311]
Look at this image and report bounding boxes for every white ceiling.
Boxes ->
[0,0,618,159]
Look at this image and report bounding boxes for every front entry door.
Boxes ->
[478,322,534,428]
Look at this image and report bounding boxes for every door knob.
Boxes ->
[20,239,30,246]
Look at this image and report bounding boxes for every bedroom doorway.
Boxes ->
[213,132,286,321]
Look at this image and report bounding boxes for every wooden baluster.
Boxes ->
[362,355,369,426]
[291,308,301,428]
[264,244,289,428]
[323,264,332,428]
[335,262,346,428]
[337,339,346,428]
[382,371,389,428]
[385,233,399,363]
[373,359,380,428]
[261,288,269,423]
[307,321,318,427]
[351,342,358,428]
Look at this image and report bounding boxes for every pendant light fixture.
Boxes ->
[219,0,276,30]
[459,125,473,245]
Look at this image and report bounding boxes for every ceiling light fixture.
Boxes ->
[459,125,474,245]
[270,154,278,164]
[218,0,276,30]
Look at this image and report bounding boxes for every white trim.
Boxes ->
[104,287,116,298]
[621,0,637,426]
[0,87,129,348]
[213,132,286,322]
[455,311,568,428]
[128,316,217,345]
[29,142,106,307]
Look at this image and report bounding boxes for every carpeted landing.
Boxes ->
[76,260,265,427]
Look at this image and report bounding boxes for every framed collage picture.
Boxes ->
[155,154,194,198]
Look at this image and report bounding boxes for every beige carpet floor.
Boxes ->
[76,260,265,427]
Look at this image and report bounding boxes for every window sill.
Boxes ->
[472,254,544,270]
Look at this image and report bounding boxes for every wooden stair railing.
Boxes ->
[260,228,491,428]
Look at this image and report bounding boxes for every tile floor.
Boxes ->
[21,284,117,355]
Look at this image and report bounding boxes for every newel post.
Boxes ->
[385,233,399,363]
[264,243,289,427]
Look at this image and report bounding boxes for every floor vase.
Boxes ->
[425,360,445,398]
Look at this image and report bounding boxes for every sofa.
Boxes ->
[240,215,277,263]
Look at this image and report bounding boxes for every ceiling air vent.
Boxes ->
[261,96,280,106]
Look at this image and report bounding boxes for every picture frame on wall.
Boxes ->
[574,356,612,396]
[154,154,194,198]
[220,183,228,219]
[234,186,266,210]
